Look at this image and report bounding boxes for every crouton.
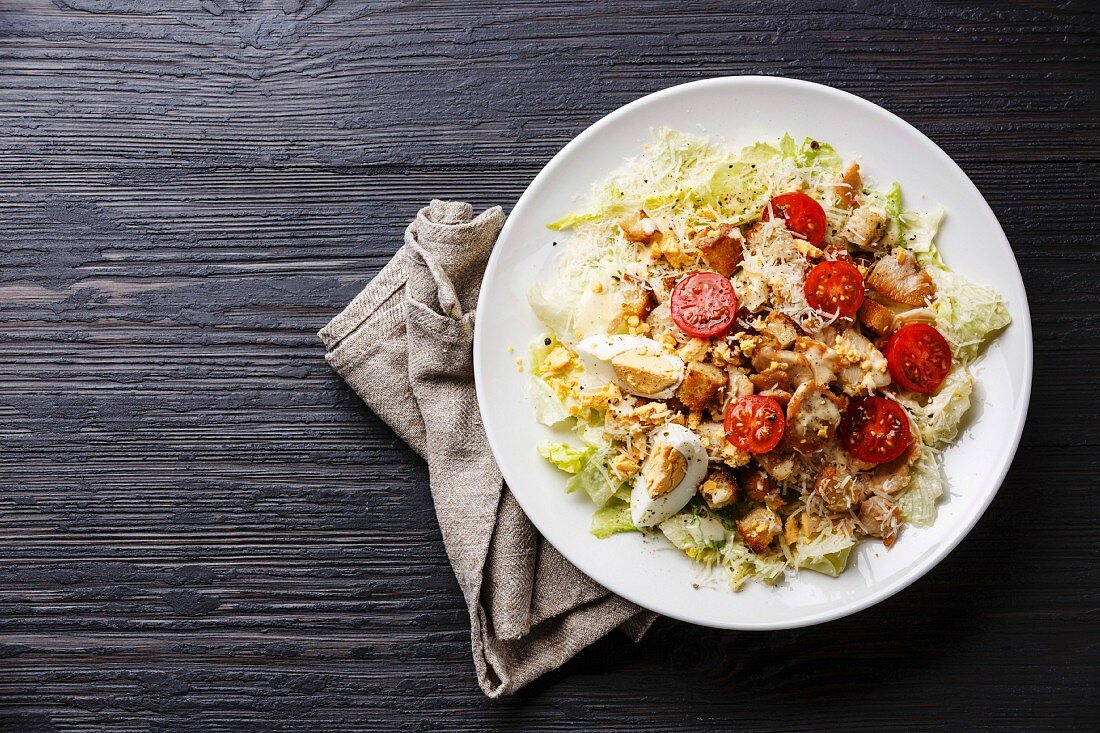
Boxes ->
[761,310,800,348]
[693,224,745,277]
[699,465,740,509]
[675,361,727,412]
[857,297,895,336]
[619,277,656,323]
[754,451,797,483]
[740,467,784,510]
[737,506,782,554]
[840,206,888,251]
[867,248,936,306]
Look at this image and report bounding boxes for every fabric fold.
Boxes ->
[319,200,656,697]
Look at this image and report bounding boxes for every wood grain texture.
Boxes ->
[0,1,1097,730]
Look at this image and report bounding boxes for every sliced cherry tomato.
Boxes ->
[761,192,827,245]
[724,395,786,454]
[803,259,865,317]
[670,271,739,338]
[839,396,913,464]
[885,323,953,394]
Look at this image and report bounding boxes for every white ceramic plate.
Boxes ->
[473,77,1032,630]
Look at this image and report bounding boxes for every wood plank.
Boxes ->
[0,0,1096,730]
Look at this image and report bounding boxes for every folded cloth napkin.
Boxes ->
[318,200,656,697]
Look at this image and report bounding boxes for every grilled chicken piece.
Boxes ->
[840,207,889,251]
[752,346,815,389]
[699,465,740,509]
[859,496,902,548]
[696,421,751,468]
[833,328,891,396]
[794,336,839,386]
[675,362,727,412]
[619,210,662,244]
[749,365,791,393]
[814,464,868,513]
[784,381,842,452]
[677,337,710,363]
[857,297,895,336]
[757,388,793,410]
[754,451,798,483]
[693,224,745,277]
[761,310,800,349]
[737,506,782,554]
[835,163,862,209]
[867,248,936,306]
[740,467,784,510]
[729,370,754,400]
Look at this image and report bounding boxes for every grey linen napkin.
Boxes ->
[318,200,656,697]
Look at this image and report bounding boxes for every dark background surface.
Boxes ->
[0,1,1097,731]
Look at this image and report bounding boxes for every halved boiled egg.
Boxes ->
[574,334,685,399]
[631,423,709,527]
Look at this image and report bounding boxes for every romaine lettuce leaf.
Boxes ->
[537,441,591,474]
[564,449,620,507]
[590,498,638,539]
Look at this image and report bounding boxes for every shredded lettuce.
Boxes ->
[659,508,787,590]
[896,446,945,527]
[590,498,638,539]
[537,441,591,474]
[545,127,803,238]
[719,540,787,589]
[930,266,1012,363]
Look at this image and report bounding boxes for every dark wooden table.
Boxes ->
[1,2,1097,731]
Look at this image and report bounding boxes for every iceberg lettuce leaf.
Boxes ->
[930,266,1012,363]
[794,530,857,577]
[527,377,570,427]
[896,446,945,527]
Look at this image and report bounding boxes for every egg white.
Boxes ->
[631,423,709,527]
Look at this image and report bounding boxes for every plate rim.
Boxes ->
[472,75,1033,630]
